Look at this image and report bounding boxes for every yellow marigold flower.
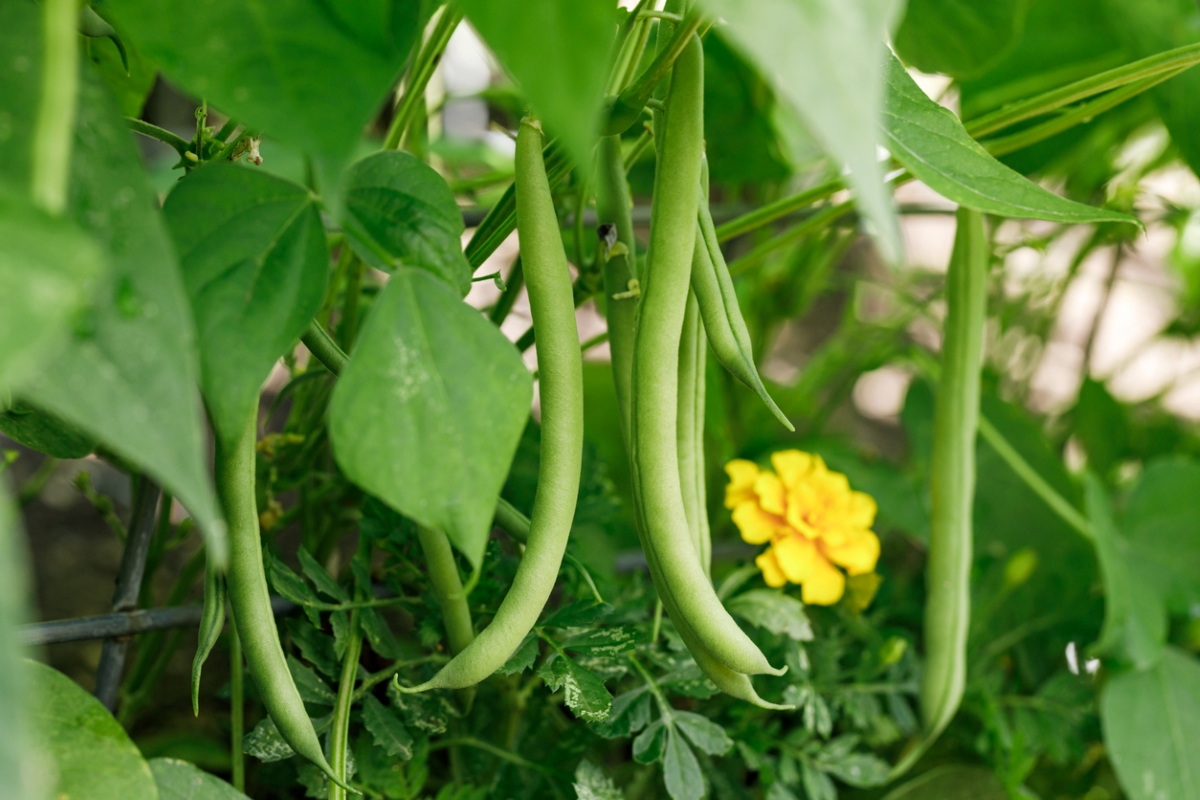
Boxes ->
[727,450,881,606]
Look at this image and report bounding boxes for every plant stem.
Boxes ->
[31,0,79,215]
[230,625,245,792]
[384,6,464,150]
[17,457,59,507]
[429,737,571,779]
[351,655,448,703]
[302,321,349,375]
[727,202,854,276]
[328,612,362,800]
[489,257,524,326]
[125,118,192,155]
[606,9,705,136]
[715,179,843,242]
[416,526,475,654]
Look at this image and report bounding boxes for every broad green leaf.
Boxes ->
[883,52,1139,227]
[104,0,419,169]
[1121,458,1200,614]
[329,269,532,568]
[27,660,157,799]
[700,0,903,262]
[150,758,249,799]
[1102,0,1200,177]
[85,8,158,118]
[632,719,667,765]
[341,151,472,295]
[0,1,41,186]
[14,67,225,563]
[663,727,704,800]
[242,717,295,763]
[1085,476,1165,669]
[287,655,336,706]
[0,402,96,459]
[362,694,414,760]
[880,765,1006,800]
[0,494,35,798]
[455,0,613,175]
[537,654,614,723]
[673,711,733,756]
[894,0,1029,79]
[573,760,625,800]
[0,191,103,393]
[1101,647,1200,800]
[497,632,539,676]
[727,588,814,641]
[164,164,328,450]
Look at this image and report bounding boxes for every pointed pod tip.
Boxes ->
[390,675,432,695]
[763,663,788,678]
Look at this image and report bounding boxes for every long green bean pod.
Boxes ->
[416,525,475,655]
[596,134,639,444]
[218,413,354,793]
[920,207,987,741]
[395,118,583,692]
[629,35,781,678]
[694,179,793,431]
[676,291,710,574]
[190,566,225,715]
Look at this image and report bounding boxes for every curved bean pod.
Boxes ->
[676,290,710,574]
[629,35,781,678]
[920,207,987,740]
[190,565,225,716]
[218,413,354,793]
[395,118,583,692]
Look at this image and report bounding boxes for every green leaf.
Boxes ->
[266,551,321,626]
[287,655,336,706]
[1101,647,1200,800]
[454,0,613,175]
[1121,458,1200,614]
[573,760,626,800]
[164,164,328,450]
[387,682,452,735]
[362,694,414,760]
[150,758,249,799]
[360,607,404,659]
[561,627,640,657]
[537,654,614,722]
[1071,379,1129,477]
[104,0,419,169]
[883,52,1139,227]
[0,401,96,459]
[1086,475,1166,669]
[880,765,1006,800]
[894,0,1029,79]
[0,2,41,186]
[340,151,473,296]
[27,660,157,799]
[497,632,539,676]
[243,717,296,763]
[700,0,903,261]
[329,268,532,568]
[284,617,339,678]
[663,727,704,800]
[800,762,836,800]
[297,546,349,602]
[85,8,158,118]
[591,689,652,739]
[11,66,225,563]
[542,600,615,629]
[726,588,813,641]
[0,191,103,393]
[632,719,667,765]
[673,711,733,756]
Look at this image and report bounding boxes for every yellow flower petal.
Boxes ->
[847,491,877,529]
[821,530,881,576]
[801,554,845,606]
[771,450,816,490]
[756,549,788,588]
[754,471,787,516]
[784,488,821,539]
[732,502,784,545]
[773,533,821,583]
[724,459,760,509]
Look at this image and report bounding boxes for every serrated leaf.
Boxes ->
[164,164,328,450]
[538,654,613,722]
[673,711,733,756]
[542,601,615,630]
[632,719,667,765]
[727,589,813,641]
[800,762,837,800]
[287,655,336,706]
[882,51,1139,226]
[243,717,295,763]
[497,632,539,676]
[266,553,321,626]
[150,758,249,799]
[340,151,472,296]
[573,760,625,800]
[297,547,349,603]
[284,618,339,678]
[360,607,404,660]
[659,663,719,700]
[362,694,414,760]
[329,269,532,568]
[561,627,640,657]
[663,727,704,800]
[388,682,451,735]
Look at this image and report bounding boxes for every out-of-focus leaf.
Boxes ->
[1072,379,1130,476]
[673,711,733,756]
[1121,458,1200,614]
[150,758,249,799]
[727,588,813,641]
[0,402,96,460]
[894,0,1029,79]
[573,760,625,800]
[880,765,1006,800]
[1101,647,1200,800]
[329,269,531,569]
[85,8,157,117]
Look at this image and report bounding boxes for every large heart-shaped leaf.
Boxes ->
[456,0,614,175]
[163,164,328,449]
[0,190,103,392]
[27,661,158,800]
[340,151,472,296]
[894,0,1029,79]
[105,0,419,169]
[329,269,531,568]
[883,52,1139,226]
[699,0,903,262]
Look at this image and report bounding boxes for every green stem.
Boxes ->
[125,118,191,155]
[429,737,571,779]
[715,179,843,242]
[606,9,705,136]
[726,202,853,276]
[31,0,79,214]
[230,625,245,792]
[351,655,448,703]
[384,6,464,150]
[339,257,363,350]
[328,612,362,800]
[416,526,475,654]
[17,457,59,507]
[977,415,1092,539]
[489,257,525,326]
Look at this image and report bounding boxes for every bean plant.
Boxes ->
[2,1,1200,800]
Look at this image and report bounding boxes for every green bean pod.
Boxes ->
[920,207,987,740]
[218,413,354,793]
[693,179,793,431]
[396,118,583,692]
[629,35,781,678]
[190,565,225,716]
[676,290,710,575]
